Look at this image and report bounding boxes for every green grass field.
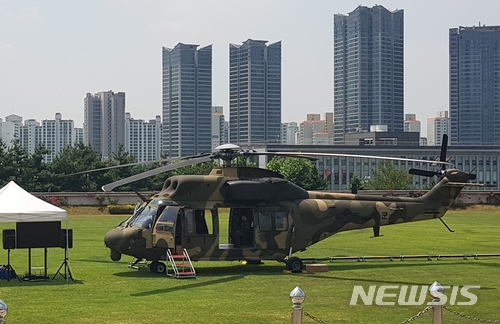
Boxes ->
[1,207,500,323]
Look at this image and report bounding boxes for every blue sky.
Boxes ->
[1,0,499,135]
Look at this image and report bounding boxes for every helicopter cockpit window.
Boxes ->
[156,206,179,233]
[275,211,288,231]
[258,211,272,232]
[127,205,158,229]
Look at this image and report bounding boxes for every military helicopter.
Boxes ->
[101,135,475,273]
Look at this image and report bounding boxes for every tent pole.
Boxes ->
[66,219,69,283]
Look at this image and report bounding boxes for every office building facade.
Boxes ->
[256,144,500,190]
[333,5,404,144]
[229,39,281,145]
[450,25,500,145]
[162,43,212,158]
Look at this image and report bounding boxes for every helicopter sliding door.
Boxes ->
[254,207,290,251]
[183,209,218,252]
[229,208,255,248]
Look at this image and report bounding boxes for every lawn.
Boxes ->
[1,207,500,323]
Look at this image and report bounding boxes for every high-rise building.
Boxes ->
[84,91,126,159]
[125,113,162,162]
[450,25,500,145]
[333,5,404,144]
[42,113,75,163]
[211,106,227,150]
[5,114,22,126]
[427,111,450,146]
[162,43,212,158]
[297,113,333,145]
[229,39,281,145]
[281,122,299,145]
[74,128,84,145]
[18,119,42,154]
[404,114,421,134]
[0,115,21,148]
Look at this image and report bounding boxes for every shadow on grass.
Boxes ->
[73,258,116,264]
[110,258,494,278]
[324,260,470,271]
[112,262,285,279]
[129,275,244,296]
[0,277,85,287]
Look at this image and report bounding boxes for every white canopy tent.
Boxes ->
[0,181,67,222]
[0,181,72,281]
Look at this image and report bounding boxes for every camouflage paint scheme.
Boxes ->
[104,167,470,264]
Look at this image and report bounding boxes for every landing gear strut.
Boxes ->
[285,256,304,271]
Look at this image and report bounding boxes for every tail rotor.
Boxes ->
[409,134,448,178]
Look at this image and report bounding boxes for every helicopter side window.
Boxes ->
[275,211,288,231]
[258,211,272,232]
[186,211,195,234]
[195,210,209,234]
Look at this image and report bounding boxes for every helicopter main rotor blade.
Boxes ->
[65,153,211,177]
[271,152,454,166]
[101,155,213,192]
[243,151,318,160]
[64,159,172,177]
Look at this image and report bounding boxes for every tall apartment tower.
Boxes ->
[125,113,162,162]
[42,113,75,163]
[0,115,21,148]
[297,113,333,145]
[333,5,404,144]
[84,91,126,159]
[229,39,281,145]
[427,111,450,146]
[404,114,421,133]
[211,106,227,150]
[18,119,42,154]
[450,25,500,145]
[162,43,212,158]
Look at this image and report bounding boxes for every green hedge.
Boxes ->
[107,204,135,214]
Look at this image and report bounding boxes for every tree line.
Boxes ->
[0,141,175,192]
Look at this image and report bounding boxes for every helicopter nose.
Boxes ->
[104,227,124,250]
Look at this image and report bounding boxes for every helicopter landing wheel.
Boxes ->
[110,250,121,261]
[150,261,166,274]
[286,257,304,271]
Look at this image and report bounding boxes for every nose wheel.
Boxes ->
[150,261,166,274]
[110,250,122,261]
